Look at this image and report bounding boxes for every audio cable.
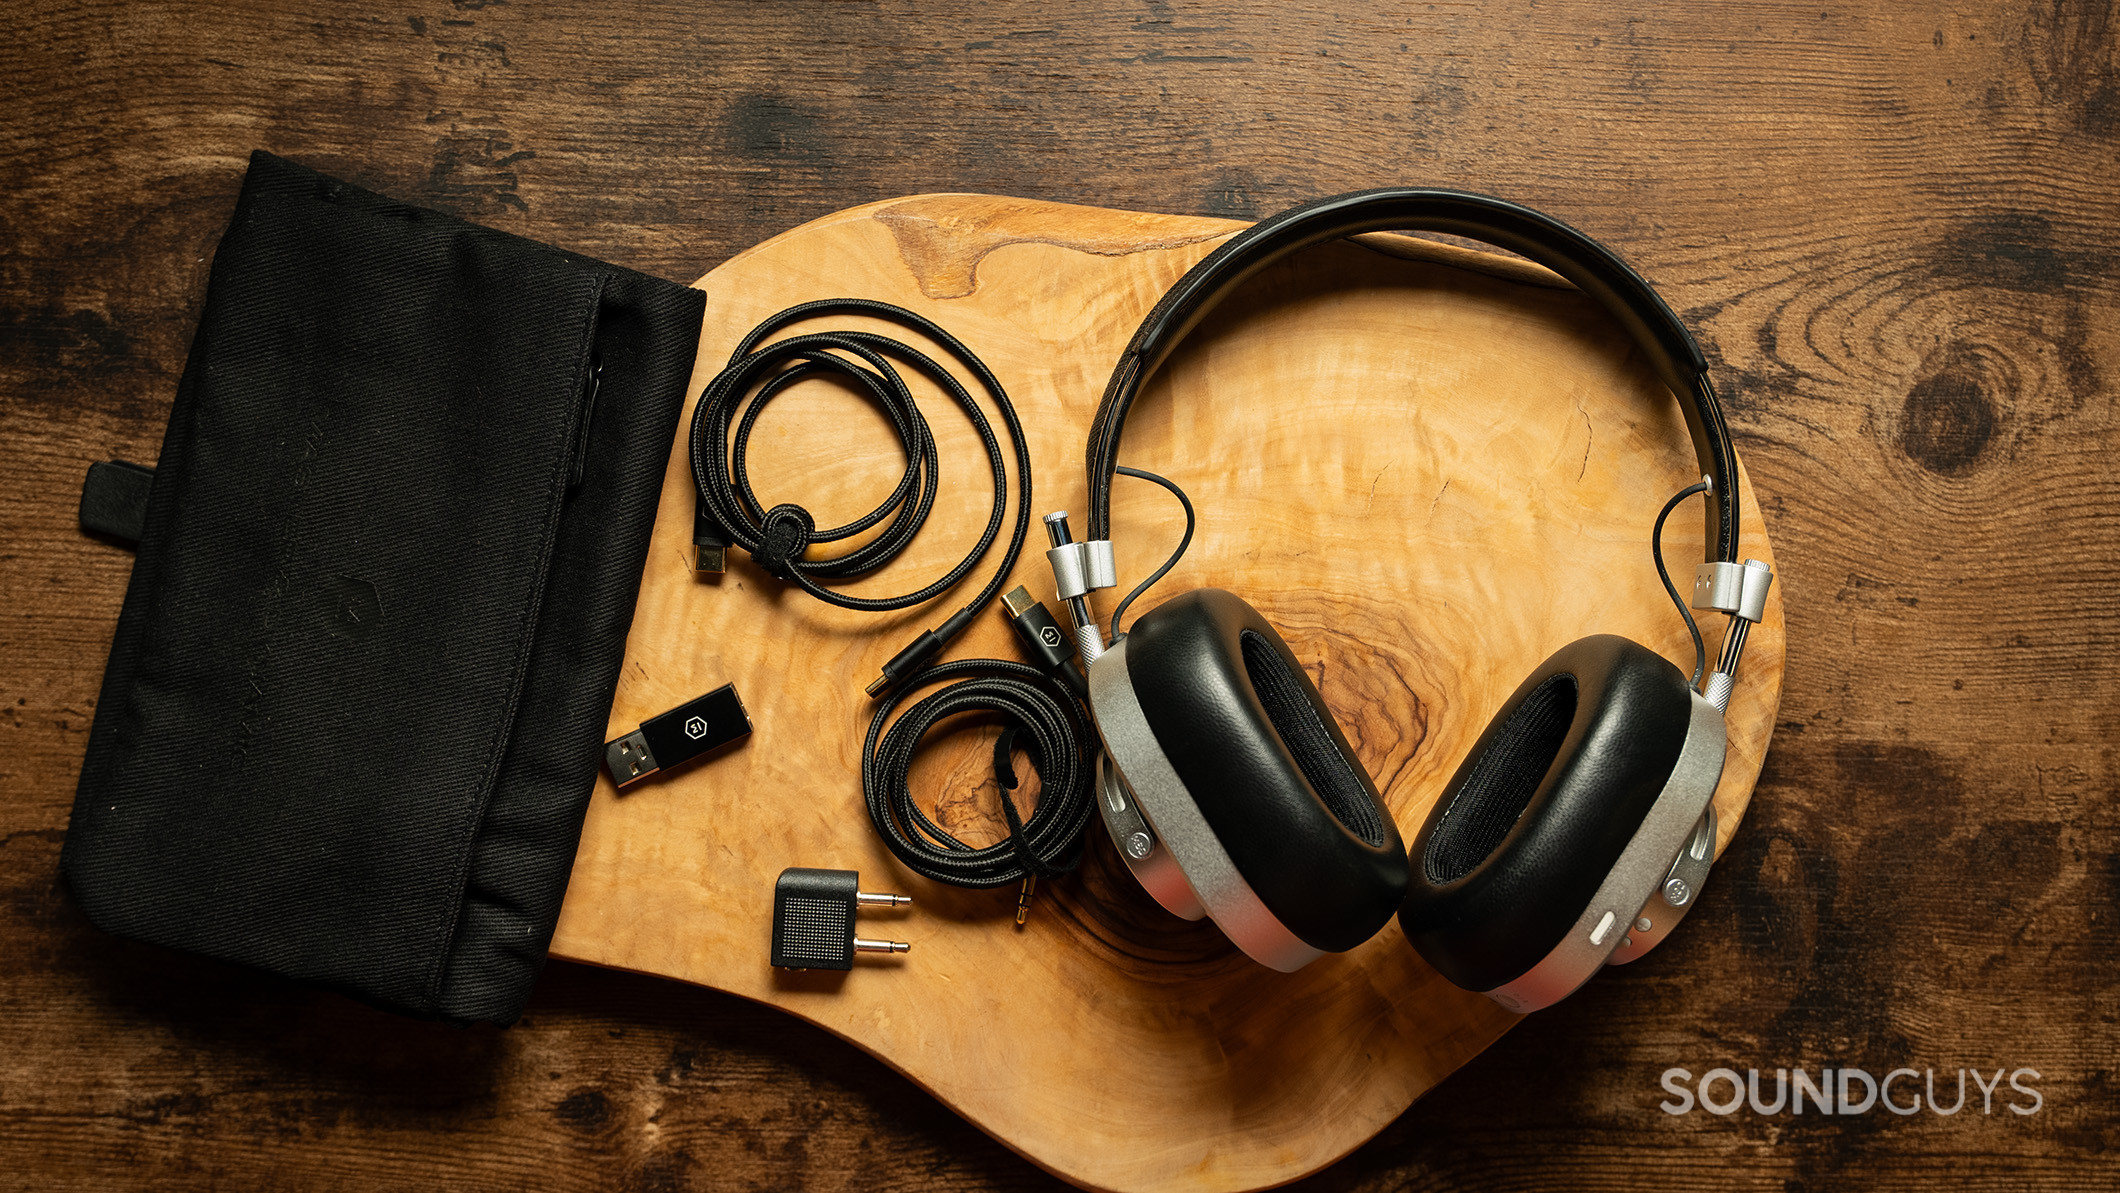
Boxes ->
[857,465,1191,896]
[688,298,1033,697]
[1652,478,1713,692]
[1656,475,1776,712]
[691,301,1095,892]
[1103,465,1195,643]
[860,645,1096,891]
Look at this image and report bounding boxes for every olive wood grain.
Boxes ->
[548,194,1784,1193]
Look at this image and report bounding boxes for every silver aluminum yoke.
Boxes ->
[1085,634,1324,972]
[1483,689,1728,1012]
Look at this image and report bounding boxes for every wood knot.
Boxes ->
[1899,345,2000,475]
[553,1087,612,1132]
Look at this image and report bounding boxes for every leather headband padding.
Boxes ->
[1084,187,1740,563]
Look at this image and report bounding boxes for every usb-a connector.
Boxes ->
[603,683,752,788]
[606,729,659,784]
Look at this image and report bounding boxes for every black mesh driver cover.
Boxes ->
[1423,673,1578,884]
[1241,630,1386,847]
[60,152,705,1024]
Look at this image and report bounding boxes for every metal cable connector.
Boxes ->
[1702,558,1773,712]
[1043,511,1107,664]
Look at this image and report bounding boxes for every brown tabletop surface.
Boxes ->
[3,3,2114,1190]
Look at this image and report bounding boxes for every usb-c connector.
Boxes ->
[1001,584,1087,699]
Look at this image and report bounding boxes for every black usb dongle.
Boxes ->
[604,683,752,788]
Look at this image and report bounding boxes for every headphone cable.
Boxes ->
[688,298,1033,697]
[1104,465,1196,642]
[1652,479,1712,690]
[690,301,1095,889]
[861,657,1096,889]
[1107,466,1712,694]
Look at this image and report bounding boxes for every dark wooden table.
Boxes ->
[3,2,2114,1189]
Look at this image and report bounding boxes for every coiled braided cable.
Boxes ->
[861,659,1095,888]
[688,298,1031,624]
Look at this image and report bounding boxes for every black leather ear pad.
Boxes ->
[1120,588,1409,952]
[1398,635,1694,991]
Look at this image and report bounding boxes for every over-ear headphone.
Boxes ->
[1042,188,1773,1011]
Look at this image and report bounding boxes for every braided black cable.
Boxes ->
[861,659,1095,888]
[689,298,1031,617]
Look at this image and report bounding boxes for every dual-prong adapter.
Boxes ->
[771,867,912,971]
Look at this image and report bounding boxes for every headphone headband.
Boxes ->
[1083,187,1740,563]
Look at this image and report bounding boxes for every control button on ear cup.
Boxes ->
[1118,589,1410,955]
[1399,635,1694,993]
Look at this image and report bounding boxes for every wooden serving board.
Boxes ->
[550,195,1784,1192]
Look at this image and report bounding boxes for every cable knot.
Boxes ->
[752,503,815,581]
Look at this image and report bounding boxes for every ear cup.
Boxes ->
[1114,589,1409,953]
[1399,635,1695,991]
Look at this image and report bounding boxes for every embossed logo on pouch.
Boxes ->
[325,575,381,640]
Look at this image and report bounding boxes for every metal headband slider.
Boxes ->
[1046,540,1117,600]
[1691,558,1774,623]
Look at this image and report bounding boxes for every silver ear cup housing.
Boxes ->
[1482,690,1727,1012]
[1605,801,1716,966]
[1086,635,1326,972]
[1094,753,1205,922]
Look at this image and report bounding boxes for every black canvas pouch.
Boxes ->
[62,151,704,1023]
